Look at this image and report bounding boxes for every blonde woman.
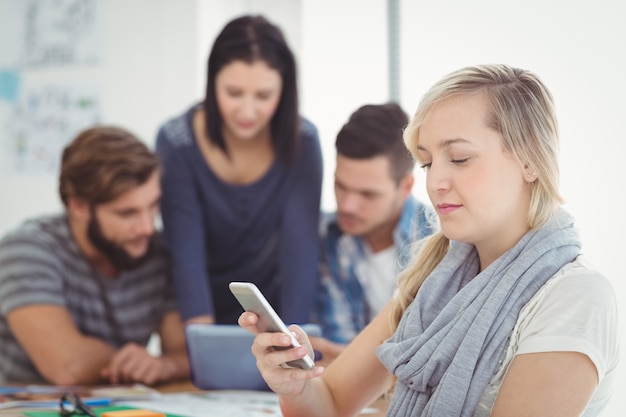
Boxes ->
[239,64,619,417]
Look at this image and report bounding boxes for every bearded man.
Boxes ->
[0,126,189,386]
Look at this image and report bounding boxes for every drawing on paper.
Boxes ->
[2,84,101,175]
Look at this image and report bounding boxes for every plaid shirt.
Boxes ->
[314,196,437,343]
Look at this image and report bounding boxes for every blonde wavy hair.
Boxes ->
[390,64,563,331]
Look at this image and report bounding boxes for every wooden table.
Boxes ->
[1,380,388,416]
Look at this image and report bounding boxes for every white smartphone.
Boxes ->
[229,281,315,370]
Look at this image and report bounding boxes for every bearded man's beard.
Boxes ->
[87,214,155,271]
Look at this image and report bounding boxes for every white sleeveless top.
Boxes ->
[473,257,620,416]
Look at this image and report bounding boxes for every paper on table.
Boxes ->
[121,391,281,417]
[0,384,159,410]
[24,405,185,417]
[120,391,379,417]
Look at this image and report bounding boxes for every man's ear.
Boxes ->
[399,173,415,198]
[67,197,91,221]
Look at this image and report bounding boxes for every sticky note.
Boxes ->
[101,410,166,417]
[0,69,20,102]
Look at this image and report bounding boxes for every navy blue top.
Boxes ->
[155,104,323,324]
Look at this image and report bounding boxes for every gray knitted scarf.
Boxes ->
[376,209,581,417]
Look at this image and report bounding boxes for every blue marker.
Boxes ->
[26,397,115,409]
[83,398,115,407]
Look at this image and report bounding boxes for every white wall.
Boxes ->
[300,0,390,212]
[0,0,199,234]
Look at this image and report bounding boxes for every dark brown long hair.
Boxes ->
[203,15,299,165]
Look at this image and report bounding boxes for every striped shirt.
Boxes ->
[0,214,177,383]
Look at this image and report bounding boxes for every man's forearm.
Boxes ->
[42,337,116,385]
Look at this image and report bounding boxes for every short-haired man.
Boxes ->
[0,126,189,385]
[312,103,436,364]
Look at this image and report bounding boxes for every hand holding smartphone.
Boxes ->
[229,281,315,370]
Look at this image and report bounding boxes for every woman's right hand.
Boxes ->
[238,311,325,395]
